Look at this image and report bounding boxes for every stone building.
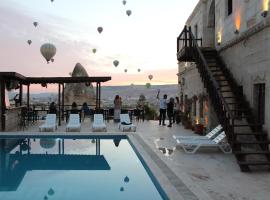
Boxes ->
[178,0,270,134]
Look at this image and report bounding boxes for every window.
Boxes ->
[227,0,233,16]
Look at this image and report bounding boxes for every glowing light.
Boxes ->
[235,12,241,32]
[195,117,200,125]
[204,116,209,126]
[217,31,222,45]
[263,0,269,11]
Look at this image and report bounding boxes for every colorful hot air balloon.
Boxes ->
[138,68,141,72]
[92,48,97,54]
[126,10,132,16]
[97,27,103,34]
[122,0,126,5]
[148,74,153,81]
[113,60,119,67]
[40,43,56,64]
[27,40,32,45]
[124,69,127,73]
[33,22,38,27]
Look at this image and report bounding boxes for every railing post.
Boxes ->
[188,26,192,47]
[184,25,187,47]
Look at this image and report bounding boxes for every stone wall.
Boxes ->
[179,0,270,134]
[220,26,270,132]
[4,107,22,131]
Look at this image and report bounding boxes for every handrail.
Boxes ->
[182,26,234,119]
[177,26,234,120]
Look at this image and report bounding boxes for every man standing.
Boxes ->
[157,89,167,126]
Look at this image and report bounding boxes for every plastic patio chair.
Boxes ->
[66,114,81,132]
[173,124,223,141]
[39,114,57,132]
[118,114,136,132]
[92,114,107,132]
[176,131,232,154]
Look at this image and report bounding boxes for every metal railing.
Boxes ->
[177,26,235,143]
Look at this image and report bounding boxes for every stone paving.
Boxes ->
[2,119,270,200]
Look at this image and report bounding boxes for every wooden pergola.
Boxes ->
[0,72,111,131]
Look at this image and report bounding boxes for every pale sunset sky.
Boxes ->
[0,0,199,91]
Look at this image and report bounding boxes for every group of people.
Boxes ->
[49,102,91,120]
[157,90,181,128]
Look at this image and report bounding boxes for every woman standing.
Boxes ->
[114,95,122,122]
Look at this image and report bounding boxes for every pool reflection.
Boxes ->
[0,138,110,191]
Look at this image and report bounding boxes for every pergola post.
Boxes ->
[58,83,61,126]
[98,82,101,109]
[19,83,23,106]
[96,82,98,109]
[62,83,65,120]
[0,80,5,131]
[27,84,30,111]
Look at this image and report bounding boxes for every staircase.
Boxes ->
[177,26,270,172]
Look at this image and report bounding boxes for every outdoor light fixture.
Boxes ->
[261,10,268,17]
[217,31,222,45]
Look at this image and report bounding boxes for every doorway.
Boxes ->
[253,83,265,124]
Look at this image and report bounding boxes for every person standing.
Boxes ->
[49,102,57,114]
[167,98,174,127]
[157,90,167,126]
[114,95,122,122]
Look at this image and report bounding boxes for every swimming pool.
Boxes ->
[0,136,168,200]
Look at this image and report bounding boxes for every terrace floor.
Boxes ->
[2,119,270,200]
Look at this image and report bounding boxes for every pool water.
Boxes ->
[0,137,168,200]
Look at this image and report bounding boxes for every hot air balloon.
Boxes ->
[27,40,32,45]
[124,69,127,73]
[51,58,54,62]
[33,22,38,27]
[148,74,153,81]
[122,0,126,5]
[138,68,141,72]
[51,0,54,2]
[146,83,151,89]
[126,10,132,16]
[40,43,56,64]
[113,60,119,67]
[97,27,103,34]
[92,48,97,54]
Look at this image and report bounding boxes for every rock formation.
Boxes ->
[64,63,96,108]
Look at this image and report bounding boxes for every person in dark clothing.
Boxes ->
[49,102,57,114]
[157,89,167,126]
[71,102,79,114]
[167,98,174,127]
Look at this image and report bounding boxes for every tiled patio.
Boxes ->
[2,119,270,200]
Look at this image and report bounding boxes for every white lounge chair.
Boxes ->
[66,114,81,132]
[92,114,107,132]
[177,131,232,154]
[39,114,57,132]
[119,114,136,132]
[173,124,222,141]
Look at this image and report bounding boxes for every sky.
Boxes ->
[0,0,199,91]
